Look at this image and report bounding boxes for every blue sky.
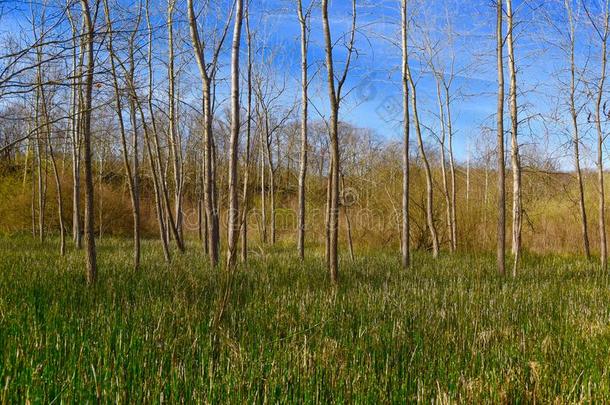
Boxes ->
[235,0,495,164]
[241,0,591,168]
[1,0,606,169]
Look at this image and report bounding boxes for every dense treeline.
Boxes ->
[0,131,597,256]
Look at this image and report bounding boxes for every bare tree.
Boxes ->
[34,64,47,245]
[167,0,184,242]
[444,67,457,252]
[565,0,590,259]
[240,4,253,263]
[32,6,65,256]
[406,60,439,258]
[116,1,172,263]
[432,70,453,252]
[226,0,244,269]
[146,0,184,253]
[341,172,355,260]
[321,0,357,283]
[507,0,521,277]
[586,0,610,270]
[253,64,293,246]
[79,0,97,284]
[297,0,312,260]
[497,0,506,276]
[66,4,82,249]
[187,0,233,267]
[401,0,410,268]
[41,77,65,258]
[104,0,141,269]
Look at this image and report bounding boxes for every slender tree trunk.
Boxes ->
[127,8,144,264]
[595,4,610,271]
[445,85,457,252]
[407,67,439,258]
[321,0,355,283]
[38,68,65,256]
[226,0,243,269]
[128,92,141,267]
[30,137,37,238]
[327,109,340,282]
[507,0,521,277]
[496,0,506,276]
[104,0,141,269]
[325,156,333,267]
[48,141,64,257]
[297,0,309,260]
[198,155,209,256]
[263,117,277,245]
[122,29,171,262]
[167,0,184,242]
[341,173,354,261]
[435,78,453,252]
[565,0,590,259]
[187,0,224,266]
[321,0,356,283]
[138,103,171,263]
[80,0,97,284]
[98,151,104,240]
[204,86,220,265]
[240,8,253,263]
[35,88,46,243]
[23,135,31,188]
[67,8,83,249]
[198,191,203,241]
[401,0,410,268]
[146,0,184,253]
[259,123,268,244]
[270,166,276,245]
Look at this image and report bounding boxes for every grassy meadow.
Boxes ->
[2,236,610,402]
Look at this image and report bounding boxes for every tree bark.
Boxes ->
[507,0,521,277]
[259,124,267,244]
[325,156,333,267]
[407,68,439,258]
[226,0,243,269]
[120,24,171,263]
[34,83,46,244]
[435,78,453,252]
[187,0,230,267]
[80,0,97,284]
[321,0,356,283]
[37,52,65,256]
[401,0,410,268]
[565,0,590,259]
[341,173,354,261]
[67,7,82,249]
[240,8,253,263]
[104,0,141,269]
[263,116,277,246]
[496,0,506,276]
[445,84,457,252]
[167,0,184,242]
[595,2,610,271]
[297,0,310,261]
[146,0,184,253]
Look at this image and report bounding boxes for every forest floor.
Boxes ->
[1,235,610,402]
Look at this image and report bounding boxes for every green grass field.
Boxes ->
[2,236,610,403]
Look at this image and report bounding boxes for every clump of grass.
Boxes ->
[1,236,609,402]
